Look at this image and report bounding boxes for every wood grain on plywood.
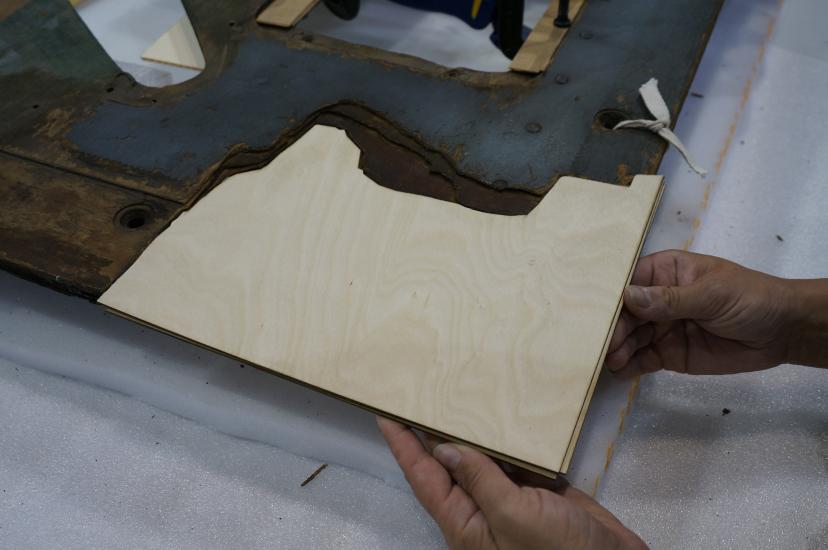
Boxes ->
[141,16,205,71]
[510,0,586,74]
[257,0,320,28]
[99,126,662,475]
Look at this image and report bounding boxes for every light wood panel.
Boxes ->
[99,126,662,475]
[257,0,320,28]
[510,0,585,74]
[141,16,205,71]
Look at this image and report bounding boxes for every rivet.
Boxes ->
[554,74,570,85]
[579,30,593,40]
[525,122,542,134]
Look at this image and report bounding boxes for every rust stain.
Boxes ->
[0,0,28,21]
[684,2,781,251]
[617,406,627,434]
[591,474,601,497]
[452,143,465,163]
[615,163,632,186]
[604,443,615,472]
[33,107,74,140]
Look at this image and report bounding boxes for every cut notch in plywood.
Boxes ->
[257,0,321,28]
[510,0,586,74]
[141,15,205,71]
[99,125,662,476]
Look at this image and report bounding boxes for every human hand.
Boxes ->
[604,249,799,376]
[377,417,647,550]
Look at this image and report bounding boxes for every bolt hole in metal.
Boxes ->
[594,109,628,131]
[115,205,154,230]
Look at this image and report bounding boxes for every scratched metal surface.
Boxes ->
[0,0,721,298]
[2,0,720,192]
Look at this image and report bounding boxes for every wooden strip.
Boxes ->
[510,0,586,74]
[141,16,205,71]
[99,126,662,475]
[256,0,321,28]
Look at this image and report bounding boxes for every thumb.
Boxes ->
[432,443,520,525]
[624,283,715,322]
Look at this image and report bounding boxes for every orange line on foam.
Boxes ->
[685,1,782,251]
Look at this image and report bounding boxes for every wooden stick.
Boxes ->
[510,0,586,74]
[257,0,321,28]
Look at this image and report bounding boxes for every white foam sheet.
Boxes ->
[599,1,828,548]
[0,357,440,549]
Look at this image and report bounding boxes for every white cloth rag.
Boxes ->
[614,78,707,177]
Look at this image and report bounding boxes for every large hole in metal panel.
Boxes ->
[73,0,203,87]
[299,0,550,73]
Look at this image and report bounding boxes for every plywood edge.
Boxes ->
[141,16,206,71]
[559,175,664,472]
[101,305,560,478]
[510,0,586,75]
[256,0,321,28]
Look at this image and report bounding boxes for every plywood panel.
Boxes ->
[510,0,586,74]
[99,126,662,475]
[141,16,205,71]
[257,0,320,28]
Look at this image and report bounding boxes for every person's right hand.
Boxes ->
[604,250,813,377]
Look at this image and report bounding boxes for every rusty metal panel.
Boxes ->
[0,0,723,298]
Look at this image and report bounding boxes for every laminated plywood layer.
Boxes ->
[99,126,663,476]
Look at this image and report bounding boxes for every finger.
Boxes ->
[422,431,446,453]
[608,311,647,354]
[432,443,521,529]
[605,324,655,372]
[376,418,481,540]
[613,346,664,379]
[630,252,658,287]
[376,418,454,516]
[623,283,717,323]
[636,249,719,288]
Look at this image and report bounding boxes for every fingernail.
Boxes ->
[627,285,651,308]
[433,444,461,470]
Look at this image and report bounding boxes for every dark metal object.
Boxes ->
[554,0,571,28]
[492,0,526,59]
[323,0,360,20]
[0,0,723,299]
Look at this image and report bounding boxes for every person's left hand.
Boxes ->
[378,417,647,550]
